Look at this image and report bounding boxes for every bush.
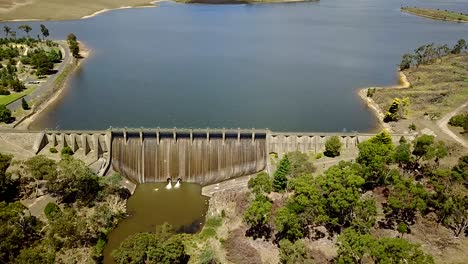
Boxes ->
[21,98,29,110]
[44,202,60,220]
[248,172,272,194]
[315,152,323,159]
[49,147,58,153]
[324,136,342,157]
[0,89,10,95]
[200,246,220,264]
[0,104,12,123]
[61,146,74,156]
[449,113,468,128]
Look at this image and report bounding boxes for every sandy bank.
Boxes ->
[358,71,410,132]
[15,42,90,130]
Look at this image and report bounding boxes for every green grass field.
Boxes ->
[0,86,36,106]
[402,7,468,22]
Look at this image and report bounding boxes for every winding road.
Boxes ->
[437,100,468,149]
[7,41,71,111]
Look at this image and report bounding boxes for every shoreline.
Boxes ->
[14,42,90,130]
[80,1,163,20]
[401,8,468,24]
[0,0,162,22]
[357,71,410,132]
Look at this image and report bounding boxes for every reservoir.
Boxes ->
[1,0,467,131]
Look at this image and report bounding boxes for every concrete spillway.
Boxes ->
[1,129,413,185]
[111,130,267,185]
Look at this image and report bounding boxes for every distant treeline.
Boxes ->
[399,39,467,70]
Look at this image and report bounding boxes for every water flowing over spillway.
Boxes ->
[111,131,267,185]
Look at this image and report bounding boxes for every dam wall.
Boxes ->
[1,129,415,185]
[111,129,267,185]
[268,132,413,158]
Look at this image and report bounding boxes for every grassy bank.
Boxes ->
[363,52,468,140]
[0,0,157,21]
[0,86,36,106]
[402,7,468,23]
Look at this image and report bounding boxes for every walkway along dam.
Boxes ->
[3,129,414,186]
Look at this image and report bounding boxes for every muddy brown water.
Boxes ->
[103,182,209,263]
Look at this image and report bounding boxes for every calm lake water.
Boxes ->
[2,0,468,131]
[103,182,209,263]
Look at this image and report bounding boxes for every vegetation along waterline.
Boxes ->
[0,24,88,129]
[401,7,468,23]
[361,39,468,146]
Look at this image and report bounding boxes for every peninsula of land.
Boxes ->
[359,39,468,147]
[0,0,159,21]
[402,7,468,23]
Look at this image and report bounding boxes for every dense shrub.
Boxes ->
[324,136,342,157]
[61,146,74,156]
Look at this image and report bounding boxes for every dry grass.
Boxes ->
[0,0,156,21]
[402,7,468,23]
[369,53,468,140]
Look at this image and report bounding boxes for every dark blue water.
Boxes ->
[2,0,467,131]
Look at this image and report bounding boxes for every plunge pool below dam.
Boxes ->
[103,182,209,263]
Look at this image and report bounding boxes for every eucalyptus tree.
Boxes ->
[18,25,32,37]
[3,26,11,38]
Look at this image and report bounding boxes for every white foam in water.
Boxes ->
[165,182,172,190]
[175,180,181,189]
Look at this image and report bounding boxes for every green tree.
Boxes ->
[356,133,395,188]
[40,24,49,40]
[46,157,101,205]
[25,155,57,180]
[15,245,55,264]
[412,135,447,163]
[350,197,377,234]
[278,239,314,264]
[21,98,29,110]
[274,207,306,242]
[399,53,414,70]
[385,174,428,228]
[336,228,374,264]
[67,33,77,43]
[243,194,272,239]
[0,105,12,123]
[0,202,43,262]
[44,202,61,220]
[112,232,158,264]
[3,26,11,38]
[287,151,316,177]
[316,161,366,232]
[18,25,32,37]
[452,155,468,182]
[451,38,467,54]
[394,139,412,167]
[273,155,290,192]
[112,224,189,264]
[324,136,342,157]
[0,153,18,202]
[444,194,468,237]
[248,172,272,195]
[371,237,434,264]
